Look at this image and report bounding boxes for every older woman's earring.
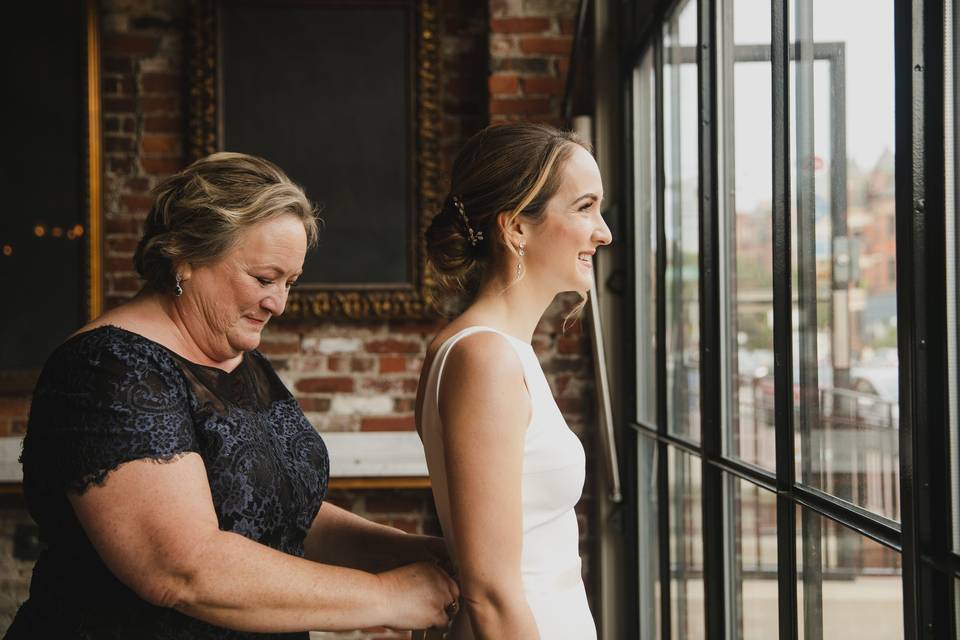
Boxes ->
[518,241,525,257]
[174,274,183,297]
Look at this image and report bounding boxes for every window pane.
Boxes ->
[726,475,778,639]
[635,47,658,428]
[790,0,900,522]
[664,0,701,443]
[796,507,903,638]
[669,446,704,639]
[947,0,960,553]
[717,0,776,470]
[638,433,661,639]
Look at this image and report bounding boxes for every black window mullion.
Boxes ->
[697,0,725,636]
[621,18,641,638]
[770,1,799,639]
[897,0,953,636]
[654,28,673,640]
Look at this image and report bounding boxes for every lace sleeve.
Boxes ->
[22,329,200,494]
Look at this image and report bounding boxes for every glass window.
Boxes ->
[796,507,903,638]
[717,0,776,470]
[635,47,658,429]
[725,475,778,639]
[638,434,662,639]
[664,0,701,443]
[789,0,900,522]
[669,446,704,639]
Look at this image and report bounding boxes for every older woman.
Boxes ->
[7,152,458,639]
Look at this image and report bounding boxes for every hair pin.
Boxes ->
[453,195,483,246]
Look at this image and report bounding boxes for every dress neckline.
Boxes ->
[66,324,250,376]
[441,325,535,353]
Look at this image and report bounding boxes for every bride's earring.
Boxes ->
[174,273,184,297]
[516,241,525,279]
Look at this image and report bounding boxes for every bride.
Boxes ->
[415,122,612,639]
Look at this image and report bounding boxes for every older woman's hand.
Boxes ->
[377,560,460,630]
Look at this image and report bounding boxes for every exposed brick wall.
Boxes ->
[1,0,600,636]
[488,0,579,126]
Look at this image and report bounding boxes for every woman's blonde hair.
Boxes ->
[134,152,318,292]
[426,122,591,302]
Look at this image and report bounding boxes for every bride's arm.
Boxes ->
[438,332,540,640]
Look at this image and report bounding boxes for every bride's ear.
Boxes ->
[496,211,526,254]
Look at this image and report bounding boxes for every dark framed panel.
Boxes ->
[188,0,441,320]
[0,0,103,393]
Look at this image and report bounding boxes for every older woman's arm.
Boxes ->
[436,332,540,640]
[68,453,458,633]
[305,502,448,574]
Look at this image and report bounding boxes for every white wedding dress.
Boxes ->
[419,326,597,639]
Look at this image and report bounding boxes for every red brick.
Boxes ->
[556,57,571,74]
[519,36,573,55]
[557,336,583,355]
[559,17,577,35]
[125,177,150,191]
[106,236,140,254]
[557,396,591,415]
[143,116,182,133]
[104,135,135,152]
[106,256,135,272]
[379,356,407,374]
[104,96,135,113]
[360,416,416,431]
[120,194,154,213]
[107,157,134,173]
[0,398,30,417]
[295,377,355,393]
[297,397,332,412]
[365,339,421,354]
[489,98,552,115]
[141,158,183,175]
[258,340,299,355]
[110,275,142,293]
[489,74,520,94]
[327,356,344,372]
[105,219,142,236]
[103,56,133,73]
[350,357,376,372]
[523,75,566,95]
[365,494,424,513]
[142,134,179,154]
[490,17,551,33]
[142,72,180,93]
[141,96,179,113]
[103,33,158,56]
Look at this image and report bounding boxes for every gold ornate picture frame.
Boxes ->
[187,0,441,321]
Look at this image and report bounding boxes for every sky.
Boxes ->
[667,0,896,213]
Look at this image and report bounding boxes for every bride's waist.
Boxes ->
[522,558,584,594]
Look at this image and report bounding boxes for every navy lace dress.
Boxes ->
[6,326,329,639]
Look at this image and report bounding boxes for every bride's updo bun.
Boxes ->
[425,122,590,306]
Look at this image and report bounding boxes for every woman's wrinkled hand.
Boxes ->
[377,560,460,630]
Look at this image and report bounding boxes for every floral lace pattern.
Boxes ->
[8,326,329,639]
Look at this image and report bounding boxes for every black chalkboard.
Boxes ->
[221,3,413,286]
[0,3,86,373]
